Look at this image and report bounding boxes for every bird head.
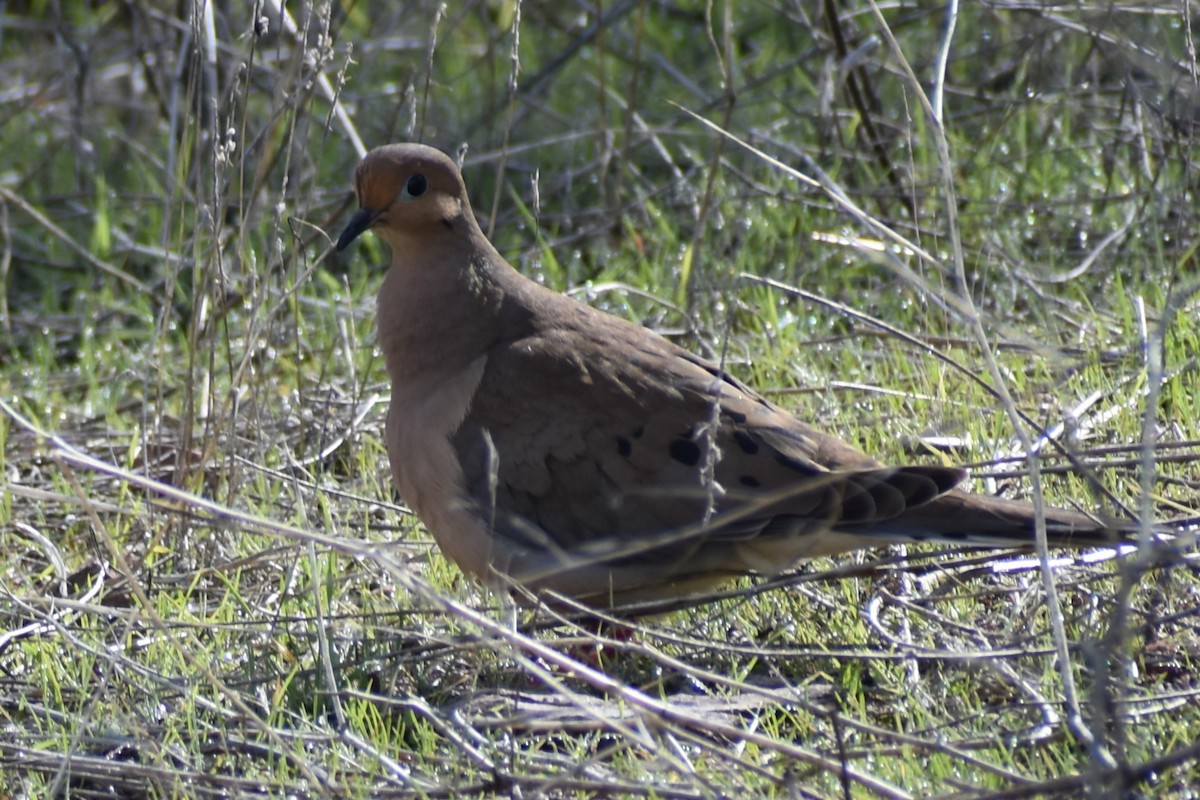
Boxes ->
[336,143,469,253]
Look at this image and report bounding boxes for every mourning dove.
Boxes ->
[336,143,1117,608]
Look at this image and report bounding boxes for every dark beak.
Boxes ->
[336,208,377,252]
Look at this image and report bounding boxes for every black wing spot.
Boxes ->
[669,438,702,466]
[732,430,759,454]
[725,410,747,424]
[774,452,818,476]
[616,436,632,457]
[631,425,645,439]
[740,475,761,487]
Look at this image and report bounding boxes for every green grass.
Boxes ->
[1,1,1199,797]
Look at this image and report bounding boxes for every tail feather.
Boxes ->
[856,488,1124,549]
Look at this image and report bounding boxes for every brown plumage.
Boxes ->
[336,143,1115,608]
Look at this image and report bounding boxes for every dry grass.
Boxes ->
[2,1,1199,797]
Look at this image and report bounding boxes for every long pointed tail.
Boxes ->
[861,488,1126,549]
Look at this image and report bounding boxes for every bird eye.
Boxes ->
[405,174,427,197]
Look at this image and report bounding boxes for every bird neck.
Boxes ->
[375,243,512,386]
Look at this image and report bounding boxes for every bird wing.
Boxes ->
[449,304,965,582]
